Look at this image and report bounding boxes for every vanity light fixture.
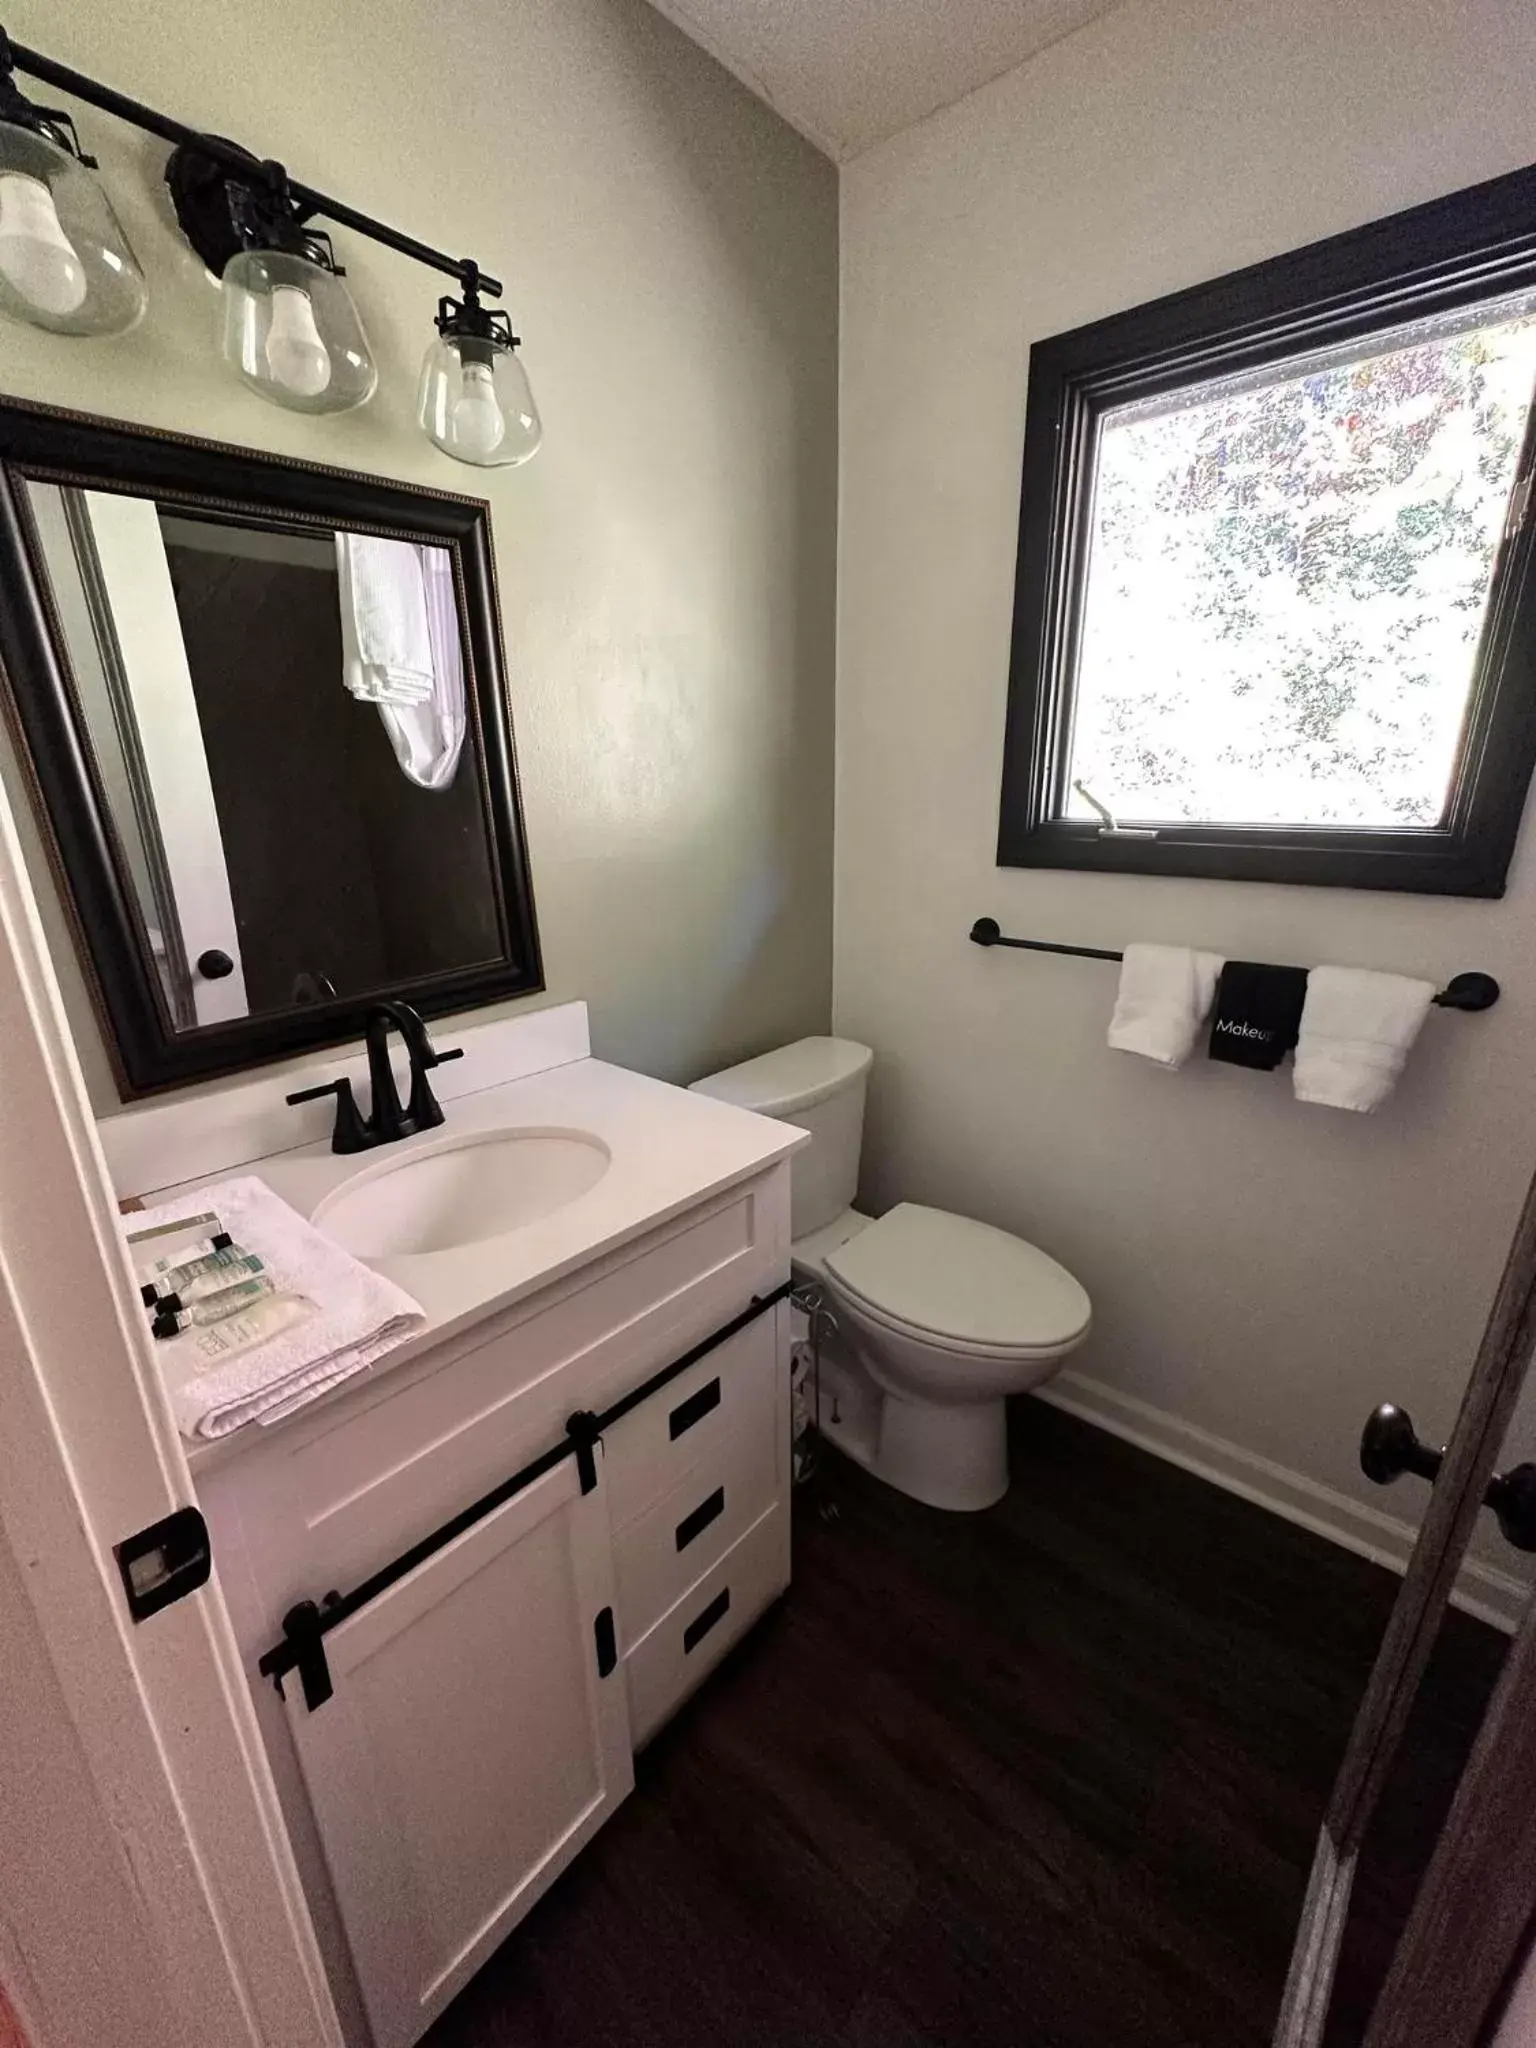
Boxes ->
[419,272,542,467]
[0,32,146,335]
[167,144,377,414]
[0,30,540,466]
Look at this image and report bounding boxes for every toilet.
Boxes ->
[691,1037,1091,1511]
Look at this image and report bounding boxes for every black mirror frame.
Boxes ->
[0,397,544,1096]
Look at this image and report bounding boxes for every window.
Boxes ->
[999,167,1536,895]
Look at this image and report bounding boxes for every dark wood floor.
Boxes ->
[423,1401,1506,2048]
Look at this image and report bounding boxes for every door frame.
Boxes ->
[1276,1164,1536,2044]
[0,741,337,2045]
[77,488,250,1026]
[1360,1566,1536,2045]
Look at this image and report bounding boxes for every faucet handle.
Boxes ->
[285,1077,374,1155]
[404,1043,462,1133]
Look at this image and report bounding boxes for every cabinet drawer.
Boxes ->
[613,1406,779,1649]
[623,1498,790,1748]
[604,1311,777,1532]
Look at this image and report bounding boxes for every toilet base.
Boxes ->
[806,1339,1009,1513]
[876,1391,1008,1512]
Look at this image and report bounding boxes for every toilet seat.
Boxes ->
[823,1202,1091,1359]
[828,1283,1085,1365]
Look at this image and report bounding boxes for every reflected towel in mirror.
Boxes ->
[336,534,466,791]
[336,531,435,704]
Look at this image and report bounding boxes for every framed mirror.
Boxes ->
[0,399,542,1095]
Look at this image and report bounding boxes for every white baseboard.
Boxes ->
[1033,1369,1531,1635]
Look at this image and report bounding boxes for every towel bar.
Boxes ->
[967,918,1500,1012]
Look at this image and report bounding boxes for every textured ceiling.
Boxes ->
[644,0,1128,159]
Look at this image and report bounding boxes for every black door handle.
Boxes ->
[196,948,234,979]
[1360,1403,1536,1552]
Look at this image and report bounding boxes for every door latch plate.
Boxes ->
[115,1505,212,1622]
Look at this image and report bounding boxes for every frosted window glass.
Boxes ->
[1066,301,1536,828]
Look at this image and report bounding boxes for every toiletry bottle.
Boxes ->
[186,1292,316,1367]
[150,1252,265,1313]
[152,1273,276,1337]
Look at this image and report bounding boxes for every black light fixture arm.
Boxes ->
[0,31,502,298]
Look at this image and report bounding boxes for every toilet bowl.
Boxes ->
[690,1039,1091,1512]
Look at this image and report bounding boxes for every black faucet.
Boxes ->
[286,1000,464,1155]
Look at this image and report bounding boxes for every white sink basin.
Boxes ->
[312,1127,612,1259]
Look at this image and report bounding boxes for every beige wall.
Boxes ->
[0,0,837,1108]
[836,0,1536,1592]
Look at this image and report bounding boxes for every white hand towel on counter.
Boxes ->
[1293,966,1436,1112]
[127,1175,424,1439]
[1108,943,1224,1068]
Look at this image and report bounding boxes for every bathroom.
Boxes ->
[3,0,1536,2044]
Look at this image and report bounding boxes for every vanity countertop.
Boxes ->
[144,1053,805,1468]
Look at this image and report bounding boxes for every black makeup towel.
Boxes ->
[1207,960,1310,1071]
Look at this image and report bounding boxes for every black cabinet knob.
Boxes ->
[196,949,234,980]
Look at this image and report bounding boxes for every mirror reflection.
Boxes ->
[28,485,500,1032]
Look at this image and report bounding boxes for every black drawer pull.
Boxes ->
[669,1377,721,1440]
[675,1487,725,1552]
[593,1605,617,1678]
[683,1587,731,1653]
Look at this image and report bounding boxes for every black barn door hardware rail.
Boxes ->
[968,917,1501,1012]
[258,1281,792,1709]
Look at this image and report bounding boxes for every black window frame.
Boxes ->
[998,164,1536,898]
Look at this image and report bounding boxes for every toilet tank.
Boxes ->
[690,1037,874,1240]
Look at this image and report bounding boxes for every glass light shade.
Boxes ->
[221,247,377,414]
[418,334,542,468]
[0,119,146,336]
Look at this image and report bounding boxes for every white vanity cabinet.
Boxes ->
[195,1157,794,2048]
[285,1457,632,2048]
[605,1308,793,1744]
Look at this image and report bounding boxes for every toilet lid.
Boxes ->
[824,1203,1090,1351]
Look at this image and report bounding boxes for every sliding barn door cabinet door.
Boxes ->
[284,1456,633,2048]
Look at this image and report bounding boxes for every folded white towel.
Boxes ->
[1108,943,1224,1068]
[127,1176,424,1439]
[1293,966,1436,1112]
[336,532,436,706]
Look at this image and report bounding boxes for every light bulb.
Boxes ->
[264,283,331,398]
[0,172,87,317]
[450,359,507,460]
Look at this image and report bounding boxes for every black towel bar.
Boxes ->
[967,918,1500,1013]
